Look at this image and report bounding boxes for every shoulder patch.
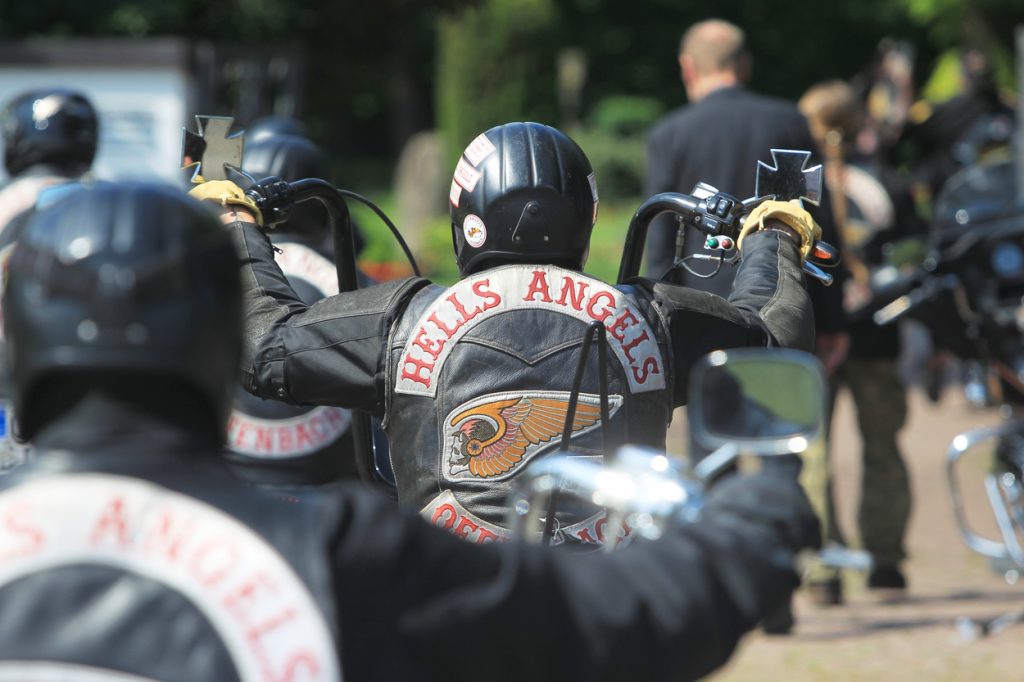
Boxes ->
[842,165,896,246]
[395,265,665,397]
[273,241,340,297]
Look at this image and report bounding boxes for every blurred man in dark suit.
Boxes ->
[644,19,848,376]
[644,19,849,633]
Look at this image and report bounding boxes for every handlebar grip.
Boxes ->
[808,240,840,267]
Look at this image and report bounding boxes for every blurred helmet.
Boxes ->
[242,133,331,183]
[1,88,98,177]
[2,182,241,439]
[450,122,598,276]
[242,133,336,240]
[246,116,307,143]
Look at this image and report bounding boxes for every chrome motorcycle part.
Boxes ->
[688,348,828,457]
[508,348,828,550]
[946,420,1024,570]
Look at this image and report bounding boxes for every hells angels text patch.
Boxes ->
[395,265,665,397]
[0,474,340,682]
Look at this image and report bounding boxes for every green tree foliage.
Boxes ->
[901,0,1024,47]
[0,0,296,40]
[552,0,929,109]
[898,0,1023,98]
[569,95,664,199]
[0,0,468,167]
[435,0,558,165]
[1,0,1019,170]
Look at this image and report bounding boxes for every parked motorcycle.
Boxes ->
[874,156,1024,636]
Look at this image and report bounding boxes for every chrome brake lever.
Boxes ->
[803,261,834,286]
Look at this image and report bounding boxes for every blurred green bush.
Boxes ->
[587,95,665,137]
[570,94,664,200]
[435,0,557,167]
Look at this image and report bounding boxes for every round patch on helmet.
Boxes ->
[463,214,487,248]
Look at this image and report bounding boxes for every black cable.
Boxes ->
[336,188,422,277]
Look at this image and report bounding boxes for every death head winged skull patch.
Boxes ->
[442,391,623,482]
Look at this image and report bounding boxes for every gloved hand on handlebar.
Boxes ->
[738,199,822,263]
[188,180,263,227]
[704,468,822,553]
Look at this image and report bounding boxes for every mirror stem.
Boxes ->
[694,442,741,483]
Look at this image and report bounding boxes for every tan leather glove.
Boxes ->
[188,180,263,227]
[737,199,822,262]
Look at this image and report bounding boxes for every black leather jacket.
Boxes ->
[232,220,813,534]
[0,397,817,681]
[224,231,374,486]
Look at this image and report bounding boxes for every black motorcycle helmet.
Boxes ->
[450,122,598,276]
[242,132,331,182]
[2,182,242,440]
[246,115,307,142]
[243,130,352,244]
[241,131,366,253]
[1,88,98,177]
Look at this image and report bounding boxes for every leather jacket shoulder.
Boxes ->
[0,449,343,682]
[230,219,430,417]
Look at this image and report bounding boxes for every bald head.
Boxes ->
[678,20,751,101]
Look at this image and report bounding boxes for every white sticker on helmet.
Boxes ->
[463,214,487,248]
[449,179,462,208]
[463,133,497,167]
[453,157,482,192]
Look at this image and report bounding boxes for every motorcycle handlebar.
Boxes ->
[617,193,701,283]
[244,176,379,487]
[873,274,957,325]
[286,179,360,292]
[616,191,838,285]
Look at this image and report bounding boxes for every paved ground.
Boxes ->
[701,388,1024,681]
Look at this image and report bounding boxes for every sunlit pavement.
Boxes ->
[710,388,1024,681]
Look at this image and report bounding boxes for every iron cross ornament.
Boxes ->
[755,149,823,206]
[181,115,244,182]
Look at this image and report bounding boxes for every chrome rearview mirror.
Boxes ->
[689,348,826,458]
